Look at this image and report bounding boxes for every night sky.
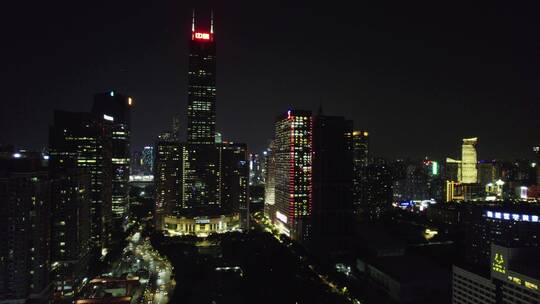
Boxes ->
[2,1,540,160]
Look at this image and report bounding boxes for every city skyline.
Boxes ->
[2,2,540,159]
[2,3,540,304]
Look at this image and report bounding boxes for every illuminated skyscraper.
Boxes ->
[49,110,113,252]
[159,10,247,235]
[249,151,267,212]
[141,146,154,175]
[273,110,313,241]
[187,10,216,144]
[92,91,132,221]
[154,134,182,227]
[352,130,369,208]
[353,131,369,167]
[363,161,393,220]
[264,141,276,217]
[534,146,540,186]
[462,137,478,183]
[50,168,91,300]
[179,143,220,210]
[181,10,221,212]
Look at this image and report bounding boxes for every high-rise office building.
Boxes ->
[180,143,221,211]
[362,161,393,220]
[141,146,154,175]
[393,161,431,202]
[534,146,540,187]
[264,141,276,218]
[50,168,91,300]
[130,150,143,175]
[311,114,354,240]
[218,142,249,215]
[461,137,478,183]
[424,159,440,177]
[181,11,220,212]
[0,155,51,303]
[249,151,267,212]
[444,138,480,202]
[445,158,462,182]
[273,110,313,241]
[154,134,182,226]
[160,11,247,236]
[353,131,369,209]
[478,160,499,186]
[49,110,113,253]
[249,153,266,186]
[187,10,216,144]
[91,91,132,221]
[424,159,445,202]
[353,131,369,167]
[172,114,181,141]
[161,141,247,236]
[181,11,222,212]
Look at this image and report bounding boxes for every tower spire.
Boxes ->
[210,10,214,34]
[192,9,195,32]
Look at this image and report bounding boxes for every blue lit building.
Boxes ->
[141,146,154,175]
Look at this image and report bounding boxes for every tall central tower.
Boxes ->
[461,137,478,183]
[187,10,216,144]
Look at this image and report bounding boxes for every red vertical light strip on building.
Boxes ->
[289,115,295,225]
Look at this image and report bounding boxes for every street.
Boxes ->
[112,226,175,304]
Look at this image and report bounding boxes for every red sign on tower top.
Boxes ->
[194,32,211,40]
[191,9,214,41]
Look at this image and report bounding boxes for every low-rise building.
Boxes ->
[453,244,540,303]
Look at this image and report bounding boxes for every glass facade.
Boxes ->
[91,92,132,222]
[49,111,113,252]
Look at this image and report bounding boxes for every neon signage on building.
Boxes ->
[507,275,539,291]
[492,252,506,274]
[486,211,539,222]
[194,32,210,40]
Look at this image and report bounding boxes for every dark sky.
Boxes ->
[1,1,540,160]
